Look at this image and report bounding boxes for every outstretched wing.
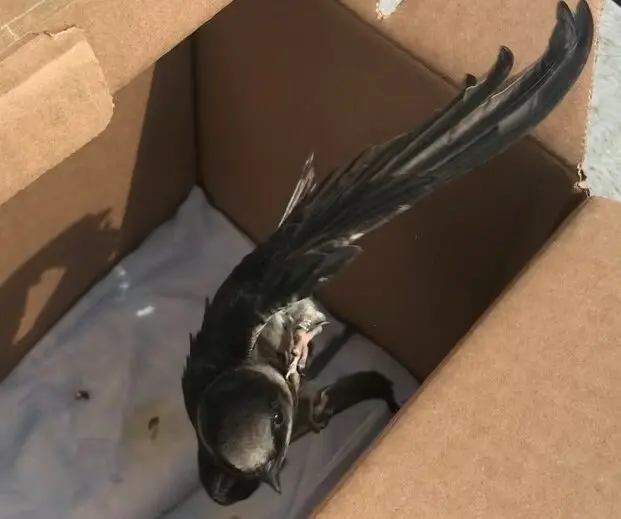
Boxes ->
[199,0,593,363]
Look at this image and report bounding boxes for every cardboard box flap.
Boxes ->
[315,196,621,518]
[340,0,603,169]
[0,27,112,207]
[0,0,232,92]
[0,41,197,380]
[0,0,231,206]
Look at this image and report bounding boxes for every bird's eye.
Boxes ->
[272,409,284,428]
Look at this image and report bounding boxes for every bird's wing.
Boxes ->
[277,153,317,228]
[199,0,593,361]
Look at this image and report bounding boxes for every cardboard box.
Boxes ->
[0,0,615,516]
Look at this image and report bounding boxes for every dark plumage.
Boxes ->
[182,0,594,506]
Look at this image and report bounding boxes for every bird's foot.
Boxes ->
[286,323,325,380]
[308,390,332,432]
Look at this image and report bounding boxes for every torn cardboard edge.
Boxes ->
[578,0,605,187]
[0,27,113,209]
[376,0,403,19]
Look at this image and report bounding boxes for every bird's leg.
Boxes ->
[307,390,331,432]
[291,385,330,442]
[285,320,327,380]
[291,371,401,442]
[293,323,325,369]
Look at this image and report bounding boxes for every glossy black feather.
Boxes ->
[182,0,594,420]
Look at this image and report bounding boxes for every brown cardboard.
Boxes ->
[0,1,231,202]
[340,0,603,167]
[0,40,196,380]
[0,0,232,92]
[0,0,615,516]
[0,27,112,207]
[195,0,586,379]
[1,0,48,29]
[313,196,621,518]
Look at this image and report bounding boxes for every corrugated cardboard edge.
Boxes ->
[0,27,113,208]
[576,0,605,194]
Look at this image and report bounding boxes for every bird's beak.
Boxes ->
[262,467,282,494]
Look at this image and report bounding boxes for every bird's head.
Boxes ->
[195,364,294,503]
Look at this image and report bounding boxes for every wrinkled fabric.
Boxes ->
[0,187,418,519]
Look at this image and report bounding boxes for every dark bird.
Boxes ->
[182,0,594,506]
[192,327,401,504]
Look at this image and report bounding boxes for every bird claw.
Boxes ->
[308,390,331,433]
[285,363,298,381]
[285,320,329,381]
[285,347,303,381]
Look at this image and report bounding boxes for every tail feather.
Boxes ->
[277,59,508,245]
[380,46,515,174]
[203,1,594,355]
[442,0,593,175]
[430,1,592,176]
[280,0,592,255]
[278,153,316,227]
